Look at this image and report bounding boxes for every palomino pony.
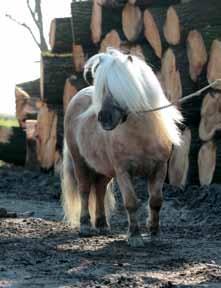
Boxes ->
[62,48,182,247]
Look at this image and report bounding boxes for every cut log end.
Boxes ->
[143,9,162,59]
[63,76,78,112]
[199,92,221,141]
[187,30,207,82]
[122,3,143,42]
[163,6,180,45]
[207,39,221,89]
[168,127,191,187]
[198,141,216,186]
[99,30,121,52]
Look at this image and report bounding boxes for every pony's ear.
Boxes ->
[128,55,133,62]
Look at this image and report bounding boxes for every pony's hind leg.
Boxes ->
[75,162,94,236]
[147,162,167,236]
[94,175,110,234]
[116,171,144,247]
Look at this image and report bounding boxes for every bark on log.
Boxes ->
[40,53,74,105]
[0,126,26,165]
[198,141,216,186]
[143,9,162,58]
[72,44,86,72]
[168,127,191,187]
[163,6,180,45]
[49,18,73,53]
[199,92,221,141]
[207,39,221,90]
[187,30,208,82]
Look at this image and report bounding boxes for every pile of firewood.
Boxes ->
[9,0,221,186]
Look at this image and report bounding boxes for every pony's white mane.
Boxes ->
[83,48,183,146]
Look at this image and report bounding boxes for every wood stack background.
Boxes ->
[3,0,220,186]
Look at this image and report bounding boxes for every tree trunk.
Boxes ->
[49,18,73,53]
[0,126,26,165]
[40,53,74,105]
[163,6,180,45]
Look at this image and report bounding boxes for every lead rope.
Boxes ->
[142,79,221,113]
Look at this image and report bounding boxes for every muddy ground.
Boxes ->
[0,165,221,288]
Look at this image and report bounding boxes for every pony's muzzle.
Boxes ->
[98,110,115,131]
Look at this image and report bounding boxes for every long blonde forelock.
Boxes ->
[84,48,183,146]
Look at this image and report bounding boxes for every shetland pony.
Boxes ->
[62,49,182,247]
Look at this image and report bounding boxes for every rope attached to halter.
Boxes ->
[142,79,221,113]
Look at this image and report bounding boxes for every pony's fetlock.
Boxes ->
[95,216,110,235]
[128,234,144,248]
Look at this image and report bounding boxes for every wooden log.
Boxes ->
[160,48,182,104]
[144,0,221,56]
[207,39,221,90]
[36,103,64,170]
[49,18,73,53]
[99,30,121,52]
[91,0,103,44]
[40,53,74,105]
[122,3,143,42]
[198,141,216,186]
[71,1,179,50]
[168,127,191,187]
[143,9,162,58]
[15,86,39,128]
[199,92,221,141]
[0,126,26,165]
[187,30,208,82]
[25,120,39,169]
[63,74,86,112]
[163,6,180,45]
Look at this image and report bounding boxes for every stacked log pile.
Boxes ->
[9,0,221,186]
[69,0,221,186]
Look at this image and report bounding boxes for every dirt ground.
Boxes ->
[0,166,221,288]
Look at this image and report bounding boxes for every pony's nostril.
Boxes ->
[98,111,103,122]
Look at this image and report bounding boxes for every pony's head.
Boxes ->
[84,48,182,145]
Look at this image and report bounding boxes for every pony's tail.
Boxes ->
[61,141,80,227]
[61,141,115,227]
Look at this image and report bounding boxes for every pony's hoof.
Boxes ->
[128,235,145,248]
[96,226,111,236]
[79,225,95,237]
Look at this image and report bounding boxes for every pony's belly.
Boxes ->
[123,157,160,176]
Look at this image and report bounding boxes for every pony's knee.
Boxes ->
[149,195,163,212]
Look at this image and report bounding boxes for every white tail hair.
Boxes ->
[84,48,183,146]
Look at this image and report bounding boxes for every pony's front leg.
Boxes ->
[147,162,167,236]
[116,171,144,247]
